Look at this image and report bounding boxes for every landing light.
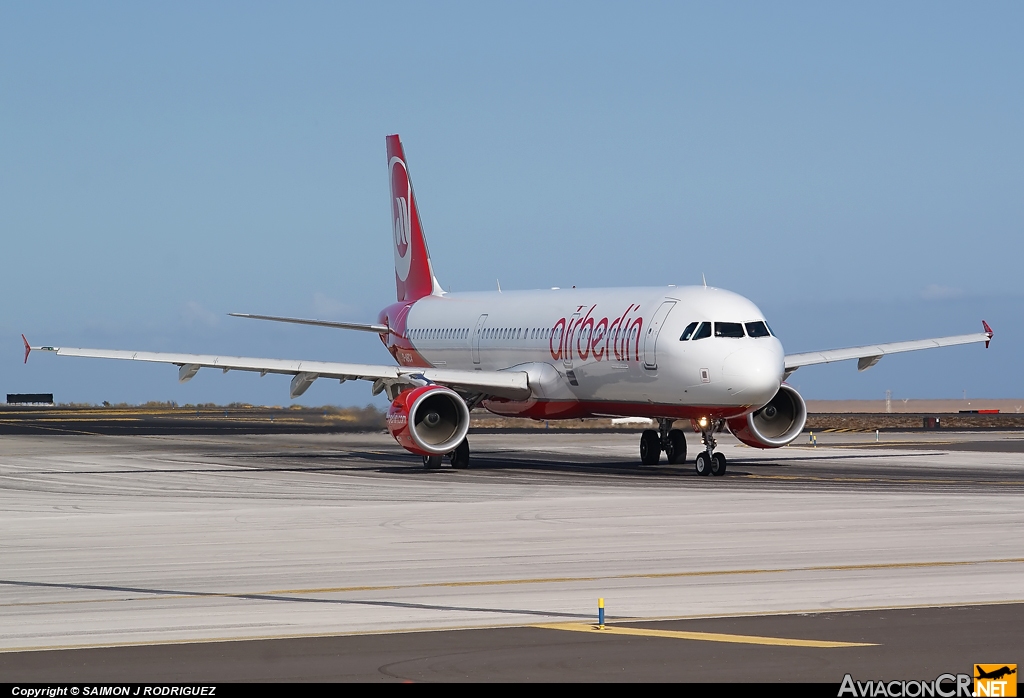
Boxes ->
[698,417,708,428]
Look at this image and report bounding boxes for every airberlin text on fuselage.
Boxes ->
[550,304,643,363]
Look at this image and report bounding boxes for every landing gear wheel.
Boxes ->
[450,439,470,469]
[695,452,712,476]
[664,429,687,464]
[422,455,443,469]
[640,429,661,465]
[711,452,727,476]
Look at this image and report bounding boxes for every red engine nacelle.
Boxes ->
[726,384,808,449]
[386,385,471,456]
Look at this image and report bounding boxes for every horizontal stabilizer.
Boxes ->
[229,313,390,334]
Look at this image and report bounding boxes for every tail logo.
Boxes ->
[389,156,413,282]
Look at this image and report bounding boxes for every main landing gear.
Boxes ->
[422,438,471,470]
[639,419,687,466]
[638,418,726,476]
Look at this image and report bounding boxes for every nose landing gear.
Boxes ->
[696,422,726,476]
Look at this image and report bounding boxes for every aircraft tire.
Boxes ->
[664,429,687,464]
[639,429,661,465]
[711,452,727,476]
[695,452,712,476]
[423,455,444,469]
[450,439,470,469]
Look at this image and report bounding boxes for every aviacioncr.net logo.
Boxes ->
[975,665,1017,697]
[839,673,973,697]
[389,156,412,282]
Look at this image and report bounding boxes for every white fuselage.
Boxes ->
[389,285,785,421]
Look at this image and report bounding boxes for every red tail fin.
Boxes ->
[387,135,441,302]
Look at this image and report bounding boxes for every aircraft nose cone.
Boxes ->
[722,347,782,402]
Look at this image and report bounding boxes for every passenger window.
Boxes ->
[692,322,711,340]
[746,321,770,338]
[679,322,699,341]
[715,322,744,338]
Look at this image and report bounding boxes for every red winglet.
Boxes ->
[982,320,993,348]
[21,334,31,364]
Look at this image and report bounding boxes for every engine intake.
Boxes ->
[387,385,470,456]
[726,384,807,449]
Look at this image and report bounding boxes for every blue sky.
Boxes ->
[2,2,1021,406]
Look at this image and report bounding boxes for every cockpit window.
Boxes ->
[745,321,770,338]
[679,322,699,341]
[691,322,712,340]
[714,322,745,338]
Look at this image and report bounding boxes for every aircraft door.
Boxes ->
[562,310,581,369]
[472,314,488,364]
[643,301,677,370]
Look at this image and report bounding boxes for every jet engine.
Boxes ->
[725,384,807,449]
[386,385,470,456]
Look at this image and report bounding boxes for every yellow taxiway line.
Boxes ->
[537,622,876,648]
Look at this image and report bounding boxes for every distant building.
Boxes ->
[7,393,54,405]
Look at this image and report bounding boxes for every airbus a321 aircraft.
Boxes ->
[25,135,994,476]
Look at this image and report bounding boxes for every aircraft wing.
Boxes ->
[23,339,530,401]
[784,321,993,375]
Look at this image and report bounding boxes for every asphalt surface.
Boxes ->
[2,603,1018,682]
[1,430,1021,681]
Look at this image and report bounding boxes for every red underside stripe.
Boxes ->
[481,398,751,421]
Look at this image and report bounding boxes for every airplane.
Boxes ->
[975,667,1016,681]
[23,134,994,475]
